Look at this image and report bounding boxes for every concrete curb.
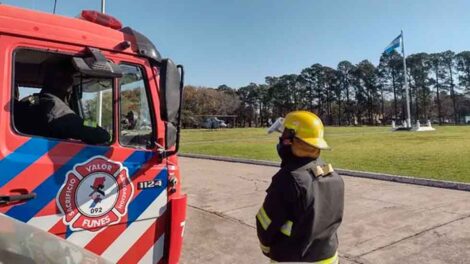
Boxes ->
[179,153,470,192]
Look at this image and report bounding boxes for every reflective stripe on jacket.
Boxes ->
[270,251,339,264]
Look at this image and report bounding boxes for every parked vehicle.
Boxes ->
[202,117,228,129]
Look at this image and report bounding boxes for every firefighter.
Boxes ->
[256,110,344,263]
[37,60,110,144]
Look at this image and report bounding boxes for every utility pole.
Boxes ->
[96,0,106,126]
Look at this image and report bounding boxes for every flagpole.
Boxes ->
[401,30,411,128]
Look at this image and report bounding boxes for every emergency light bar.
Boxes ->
[80,10,122,30]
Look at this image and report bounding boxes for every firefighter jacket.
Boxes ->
[28,92,111,144]
[256,154,344,262]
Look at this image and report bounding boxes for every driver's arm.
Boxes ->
[50,113,110,144]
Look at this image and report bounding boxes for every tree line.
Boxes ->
[182,50,470,128]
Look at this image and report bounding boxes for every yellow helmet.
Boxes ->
[269,111,329,150]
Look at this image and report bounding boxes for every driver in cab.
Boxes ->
[36,60,110,144]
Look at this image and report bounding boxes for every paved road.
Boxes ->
[179,157,470,264]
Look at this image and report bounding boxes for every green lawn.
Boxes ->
[180,126,470,183]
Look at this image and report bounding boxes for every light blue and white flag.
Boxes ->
[384,34,402,55]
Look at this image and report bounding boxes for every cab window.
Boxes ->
[12,49,113,145]
[79,79,113,135]
[119,64,154,149]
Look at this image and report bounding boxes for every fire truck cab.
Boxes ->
[0,4,186,264]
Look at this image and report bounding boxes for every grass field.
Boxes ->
[180,126,470,183]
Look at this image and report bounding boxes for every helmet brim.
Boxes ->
[302,137,330,150]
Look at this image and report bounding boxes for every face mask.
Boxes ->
[277,137,293,161]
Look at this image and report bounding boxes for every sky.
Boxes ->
[3,0,470,88]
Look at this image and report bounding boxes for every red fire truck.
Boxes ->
[0,4,186,263]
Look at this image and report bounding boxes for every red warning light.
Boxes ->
[81,10,122,30]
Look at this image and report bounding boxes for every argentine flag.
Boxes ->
[384,34,402,55]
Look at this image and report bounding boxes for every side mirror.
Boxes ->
[159,59,184,154]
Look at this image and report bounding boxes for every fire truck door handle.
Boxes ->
[0,192,36,205]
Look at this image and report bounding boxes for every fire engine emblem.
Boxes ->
[57,156,134,232]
